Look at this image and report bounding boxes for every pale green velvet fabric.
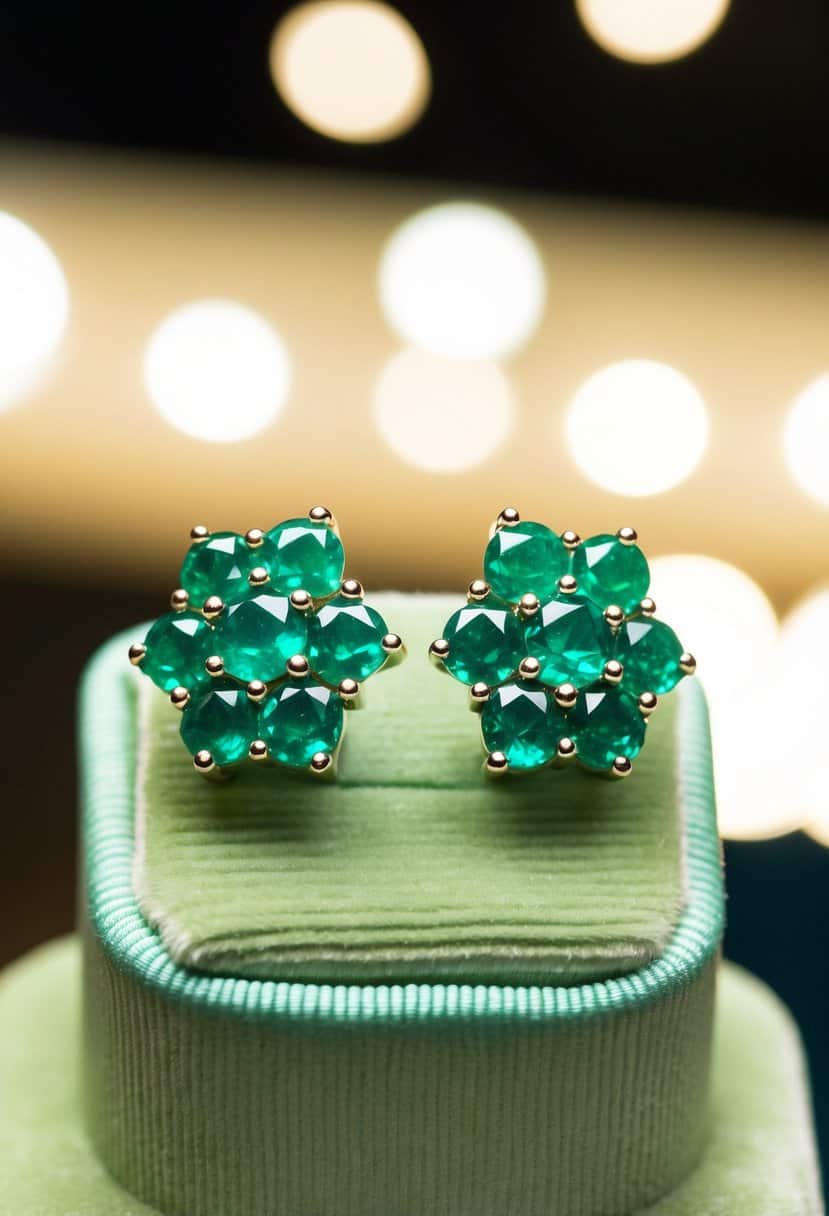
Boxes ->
[134,592,685,984]
[0,939,822,1215]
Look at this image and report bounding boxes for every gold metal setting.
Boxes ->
[189,525,210,543]
[518,656,541,680]
[561,530,581,550]
[246,679,268,703]
[485,750,510,777]
[603,659,624,685]
[170,588,189,612]
[286,654,310,678]
[429,638,450,666]
[554,683,578,711]
[557,737,577,762]
[518,592,540,618]
[244,528,264,548]
[611,756,633,779]
[202,595,225,621]
[128,642,146,666]
[248,566,270,587]
[679,652,697,676]
[558,574,578,595]
[638,691,658,717]
[617,527,638,546]
[340,578,363,600]
[205,655,224,678]
[169,686,190,710]
[289,588,312,612]
[604,604,625,629]
[249,739,269,761]
[468,578,490,602]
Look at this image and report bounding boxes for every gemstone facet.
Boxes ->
[616,618,685,694]
[481,681,564,770]
[215,594,308,683]
[567,685,645,771]
[571,534,650,615]
[265,519,345,597]
[142,611,214,692]
[525,594,610,687]
[179,532,257,604]
[441,601,525,686]
[180,680,260,766]
[260,680,344,767]
[308,597,388,683]
[483,522,569,603]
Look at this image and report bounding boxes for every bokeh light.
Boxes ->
[576,0,730,64]
[565,359,709,496]
[778,587,829,843]
[143,299,292,443]
[0,211,69,413]
[270,2,430,143]
[648,555,793,840]
[379,202,546,359]
[783,372,829,507]
[373,347,514,472]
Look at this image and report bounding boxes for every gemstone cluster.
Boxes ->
[431,510,695,778]
[129,509,404,778]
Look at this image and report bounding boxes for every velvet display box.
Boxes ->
[0,593,822,1215]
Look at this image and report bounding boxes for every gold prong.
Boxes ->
[170,588,190,612]
[617,527,638,546]
[128,642,146,666]
[205,655,224,678]
[554,683,578,711]
[338,678,360,706]
[202,595,224,621]
[485,751,509,777]
[558,574,578,595]
[287,654,310,678]
[248,566,269,588]
[557,737,576,762]
[639,597,656,617]
[249,739,269,761]
[518,592,540,618]
[381,633,406,668]
[309,751,334,777]
[245,528,264,548]
[246,679,268,703]
[603,659,624,685]
[561,530,581,550]
[340,578,363,600]
[611,756,633,779]
[639,691,658,717]
[170,686,190,710]
[496,507,520,528]
[679,652,697,676]
[193,749,215,774]
[309,506,335,527]
[190,525,210,543]
[518,656,541,680]
[468,579,490,602]
[604,604,624,629]
[290,589,313,612]
[429,638,450,667]
[469,681,491,710]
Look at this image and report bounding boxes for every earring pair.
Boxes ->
[130,506,694,782]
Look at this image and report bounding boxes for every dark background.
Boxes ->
[1,0,827,1194]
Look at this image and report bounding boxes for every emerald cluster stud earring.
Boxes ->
[430,508,696,779]
[129,508,404,779]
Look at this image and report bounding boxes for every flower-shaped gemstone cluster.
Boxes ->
[430,509,695,778]
[129,508,403,778]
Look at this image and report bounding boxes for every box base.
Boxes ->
[0,938,822,1215]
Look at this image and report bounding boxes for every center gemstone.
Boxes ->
[441,601,525,686]
[260,680,344,767]
[215,594,308,683]
[481,681,564,770]
[524,594,609,686]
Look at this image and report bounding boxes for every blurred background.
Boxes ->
[1,0,827,1188]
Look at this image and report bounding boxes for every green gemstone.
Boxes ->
[260,681,344,768]
[265,519,345,597]
[442,601,525,686]
[141,611,214,692]
[616,618,685,695]
[568,685,645,771]
[525,594,610,686]
[481,681,564,771]
[308,597,388,683]
[180,532,256,604]
[180,681,259,766]
[572,535,650,615]
[215,594,308,683]
[483,521,569,603]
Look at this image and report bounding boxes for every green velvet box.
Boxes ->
[3,592,814,1215]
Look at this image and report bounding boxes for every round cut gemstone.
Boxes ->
[215,594,308,683]
[308,597,388,683]
[180,680,259,766]
[442,601,525,686]
[481,681,564,771]
[571,535,650,615]
[525,594,610,686]
[567,685,645,771]
[483,522,569,603]
[141,611,214,692]
[265,519,344,597]
[180,532,257,604]
[616,618,685,695]
[260,680,344,767]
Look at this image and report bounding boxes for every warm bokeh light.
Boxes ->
[373,347,514,472]
[565,359,709,496]
[783,372,829,507]
[778,587,829,844]
[576,0,730,64]
[143,299,292,443]
[270,1,430,143]
[379,202,546,359]
[0,210,69,413]
[648,555,794,840]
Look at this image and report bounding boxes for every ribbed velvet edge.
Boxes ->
[80,630,724,1216]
